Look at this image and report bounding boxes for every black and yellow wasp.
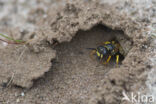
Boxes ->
[87,40,124,65]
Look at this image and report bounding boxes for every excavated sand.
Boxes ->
[0,0,155,104]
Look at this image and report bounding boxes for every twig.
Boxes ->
[0,33,25,44]
[6,73,15,87]
[16,46,27,63]
[0,38,25,44]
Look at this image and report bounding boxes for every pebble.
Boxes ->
[16,98,20,103]
[21,92,25,97]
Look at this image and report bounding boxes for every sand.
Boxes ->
[0,0,155,104]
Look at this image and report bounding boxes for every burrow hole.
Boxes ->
[46,24,132,102]
[54,24,130,68]
[33,24,132,104]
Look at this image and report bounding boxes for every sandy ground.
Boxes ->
[0,0,155,104]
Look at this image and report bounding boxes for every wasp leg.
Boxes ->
[103,55,111,65]
[116,55,119,65]
[90,50,96,60]
[99,54,104,64]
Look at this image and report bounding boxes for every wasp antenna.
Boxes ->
[86,48,96,50]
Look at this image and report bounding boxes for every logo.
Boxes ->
[122,91,155,103]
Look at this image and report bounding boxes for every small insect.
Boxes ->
[87,40,124,65]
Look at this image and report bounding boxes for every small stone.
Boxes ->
[21,92,25,97]
[16,98,20,103]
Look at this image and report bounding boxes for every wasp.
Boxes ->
[87,40,124,65]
